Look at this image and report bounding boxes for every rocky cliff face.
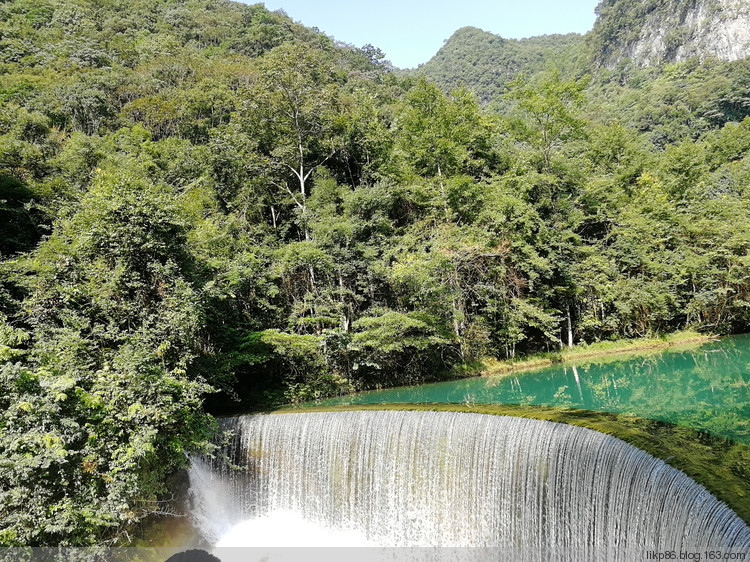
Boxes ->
[592,0,750,68]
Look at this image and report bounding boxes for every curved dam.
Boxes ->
[188,410,750,558]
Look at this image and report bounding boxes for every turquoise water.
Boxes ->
[312,334,750,445]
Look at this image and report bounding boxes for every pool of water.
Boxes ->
[310,334,750,445]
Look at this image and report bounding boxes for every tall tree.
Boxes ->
[505,70,588,172]
[396,78,491,201]
[240,43,347,240]
[0,166,213,545]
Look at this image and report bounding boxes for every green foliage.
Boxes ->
[504,70,589,172]
[416,27,584,103]
[395,78,492,181]
[586,58,750,146]
[1,169,215,545]
[2,0,750,547]
[349,310,455,385]
[259,329,345,402]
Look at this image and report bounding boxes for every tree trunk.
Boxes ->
[299,160,310,242]
[437,162,449,220]
[339,273,350,332]
[451,298,464,358]
[566,304,574,348]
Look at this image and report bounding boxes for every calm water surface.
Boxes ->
[312,334,750,444]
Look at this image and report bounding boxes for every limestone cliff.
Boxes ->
[590,0,750,68]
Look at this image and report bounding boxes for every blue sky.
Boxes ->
[252,0,600,69]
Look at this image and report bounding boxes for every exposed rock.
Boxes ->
[592,0,750,68]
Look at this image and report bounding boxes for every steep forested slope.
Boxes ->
[586,57,750,146]
[414,0,750,135]
[415,26,583,103]
[1,0,750,547]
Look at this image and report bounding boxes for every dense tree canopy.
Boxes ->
[415,26,584,104]
[1,0,749,547]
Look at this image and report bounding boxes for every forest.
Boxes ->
[1,0,750,547]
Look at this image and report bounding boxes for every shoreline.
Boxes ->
[474,331,717,377]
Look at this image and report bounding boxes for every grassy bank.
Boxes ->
[470,330,716,377]
[275,402,750,525]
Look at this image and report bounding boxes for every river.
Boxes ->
[311,334,750,444]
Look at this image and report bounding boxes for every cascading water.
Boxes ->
[189,411,750,558]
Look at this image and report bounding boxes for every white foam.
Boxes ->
[189,411,750,560]
[215,509,375,547]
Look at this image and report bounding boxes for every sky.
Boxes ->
[252,0,600,69]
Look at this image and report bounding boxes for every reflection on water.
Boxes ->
[312,334,750,444]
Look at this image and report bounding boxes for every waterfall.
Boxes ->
[189,411,750,558]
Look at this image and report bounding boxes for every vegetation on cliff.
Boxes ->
[1,0,749,545]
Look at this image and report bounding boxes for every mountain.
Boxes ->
[3,0,750,548]
[414,27,583,103]
[416,0,750,105]
[588,0,750,69]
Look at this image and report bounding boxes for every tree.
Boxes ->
[505,70,589,172]
[0,167,214,545]
[395,78,491,205]
[348,310,455,386]
[240,43,348,240]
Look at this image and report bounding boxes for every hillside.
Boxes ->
[412,1,750,146]
[415,0,750,110]
[415,27,583,103]
[1,0,750,548]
